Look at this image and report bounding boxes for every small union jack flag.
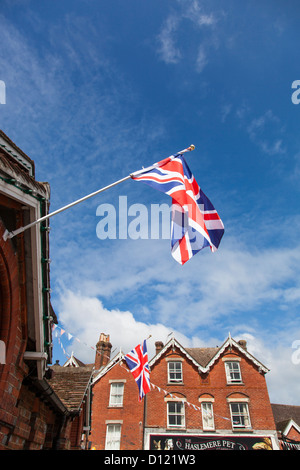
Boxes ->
[131,152,224,264]
[124,340,151,402]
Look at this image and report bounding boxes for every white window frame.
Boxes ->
[168,361,183,383]
[109,382,124,407]
[225,361,242,384]
[230,403,251,429]
[105,423,121,450]
[167,401,185,428]
[201,402,215,430]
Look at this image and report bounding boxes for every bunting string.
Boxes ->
[117,357,229,421]
[52,323,116,363]
[52,323,230,421]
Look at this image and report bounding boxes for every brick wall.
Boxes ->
[89,361,144,450]
[147,347,275,431]
[0,218,72,450]
[0,217,25,449]
[88,341,276,450]
[286,425,300,442]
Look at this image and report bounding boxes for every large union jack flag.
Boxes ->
[124,340,151,402]
[131,152,224,264]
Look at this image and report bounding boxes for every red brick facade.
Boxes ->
[0,216,35,448]
[90,352,144,450]
[89,336,279,451]
[0,188,71,449]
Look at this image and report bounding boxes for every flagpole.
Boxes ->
[2,145,195,241]
[3,174,132,240]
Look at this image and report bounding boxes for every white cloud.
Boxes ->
[0,12,167,197]
[156,1,216,68]
[183,0,216,27]
[55,288,199,363]
[156,15,182,64]
[196,45,208,73]
[48,219,300,396]
[233,332,300,405]
[55,288,300,404]
[247,110,286,156]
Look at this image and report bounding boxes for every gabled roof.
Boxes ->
[91,335,269,386]
[63,352,86,368]
[271,403,300,431]
[186,347,220,368]
[276,419,300,437]
[149,337,209,372]
[203,334,269,374]
[48,364,94,413]
[149,335,269,374]
[92,351,125,385]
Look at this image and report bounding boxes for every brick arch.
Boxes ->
[164,391,186,399]
[199,393,214,401]
[0,218,20,371]
[226,392,250,401]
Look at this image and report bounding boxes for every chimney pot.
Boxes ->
[155,341,164,355]
[238,339,247,350]
[95,333,112,369]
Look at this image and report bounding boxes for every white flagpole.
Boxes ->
[3,145,195,241]
[3,174,132,240]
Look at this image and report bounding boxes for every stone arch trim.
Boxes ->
[226,391,250,402]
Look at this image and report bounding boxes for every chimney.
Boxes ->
[95,333,112,369]
[238,339,247,350]
[155,341,164,355]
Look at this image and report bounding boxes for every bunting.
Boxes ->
[51,324,231,422]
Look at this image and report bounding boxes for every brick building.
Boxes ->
[48,358,94,450]
[90,334,144,450]
[89,333,280,450]
[271,403,300,450]
[0,130,90,450]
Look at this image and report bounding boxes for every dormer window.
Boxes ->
[168,361,183,383]
[224,360,242,384]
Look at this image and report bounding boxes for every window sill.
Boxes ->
[167,427,186,431]
[232,428,253,433]
[167,382,184,386]
[226,382,244,386]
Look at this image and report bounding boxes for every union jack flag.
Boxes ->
[131,153,224,264]
[124,340,151,402]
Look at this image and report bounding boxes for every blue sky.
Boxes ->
[1,0,300,405]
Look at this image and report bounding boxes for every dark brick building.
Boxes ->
[0,130,91,450]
